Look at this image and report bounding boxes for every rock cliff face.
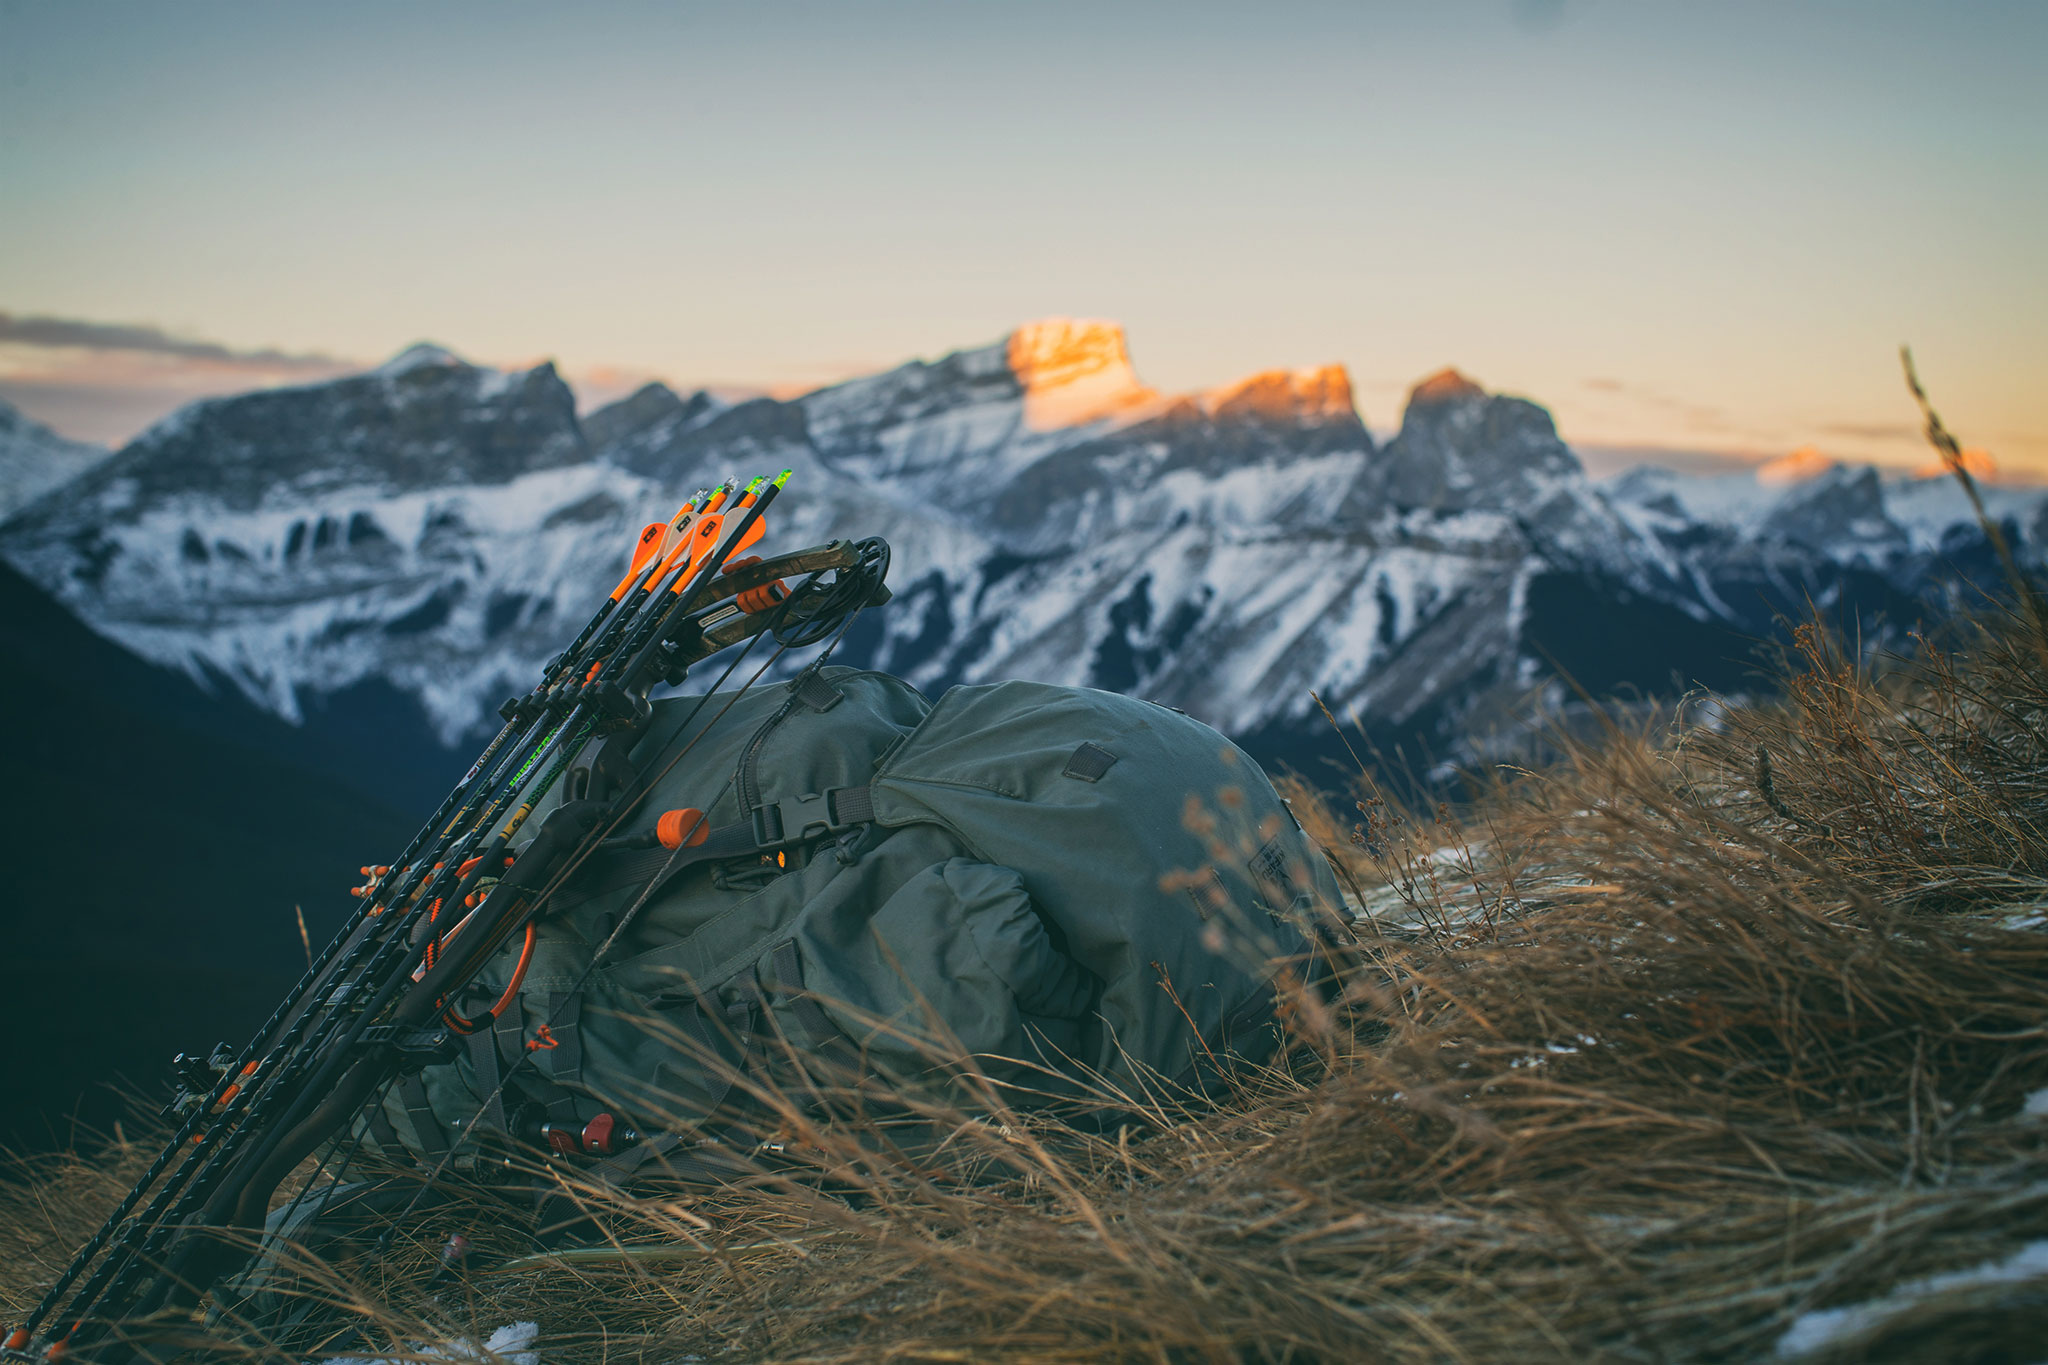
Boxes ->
[3,320,2041,800]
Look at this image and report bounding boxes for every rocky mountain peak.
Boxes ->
[374,342,470,377]
[1005,318,1133,388]
[582,381,726,464]
[1409,367,1487,408]
[1760,463,1905,558]
[1203,365,1358,426]
[1005,318,1157,430]
[20,351,588,519]
[1352,370,1581,515]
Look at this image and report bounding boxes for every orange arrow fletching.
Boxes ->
[655,508,721,582]
[609,522,669,600]
[665,476,771,596]
[652,493,703,562]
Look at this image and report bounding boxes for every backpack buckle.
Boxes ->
[752,788,855,847]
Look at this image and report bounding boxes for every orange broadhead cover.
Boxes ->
[656,808,709,850]
[610,522,669,600]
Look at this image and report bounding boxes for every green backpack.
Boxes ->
[364,667,1344,1166]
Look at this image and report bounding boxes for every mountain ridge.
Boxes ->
[2,321,2041,802]
[0,397,110,520]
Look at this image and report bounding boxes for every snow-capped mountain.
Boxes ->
[3,321,2041,803]
[0,398,109,520]
[1607,458,2048,562]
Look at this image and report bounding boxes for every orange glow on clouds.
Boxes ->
[1912,447,1999,482]
[1755,445,1837,485]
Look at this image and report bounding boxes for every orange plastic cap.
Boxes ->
[738,581,787,614]
[656,808,709,850]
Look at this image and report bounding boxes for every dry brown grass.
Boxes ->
[8,594,2046,1364]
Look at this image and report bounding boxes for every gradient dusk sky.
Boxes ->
[2,1,2043,475]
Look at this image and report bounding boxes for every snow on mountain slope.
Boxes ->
[2,321,2038,796]
[1604,459,2048,566]
[0,398,109,520]
[1884,473,2048,553]
[0,349,651,744]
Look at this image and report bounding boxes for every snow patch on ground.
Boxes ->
[1775,1240,2048,1357]
[324,1319,539,1365]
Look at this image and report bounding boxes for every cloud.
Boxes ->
[1574,442,1774,480]
[0,311,344,369]
[0,310,361,445]
[1816,420,1920,444]
[1578,375,1736,433]
[0,380,204,448]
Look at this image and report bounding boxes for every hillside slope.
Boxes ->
[0,562,416,1149]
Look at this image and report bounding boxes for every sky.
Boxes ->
[2,0,2043,477]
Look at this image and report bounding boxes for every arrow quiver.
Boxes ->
[4,468,892,1363]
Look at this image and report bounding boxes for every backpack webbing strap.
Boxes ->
[547,785,879,913]
[539,991,584,1123]
[1062,742,1119,782]
[365,1102,406,1160]
[398,1076,449,1156]
[467,997,526,1136]
[820,784,876,825]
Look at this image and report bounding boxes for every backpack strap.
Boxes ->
[537,991,585,1123]
[365,1102,406,1160]
[549,785,879,913]
[398,1076,449,1156]
[465,997,527,1137]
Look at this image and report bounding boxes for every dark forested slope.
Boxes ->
[0,563,420,1149]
